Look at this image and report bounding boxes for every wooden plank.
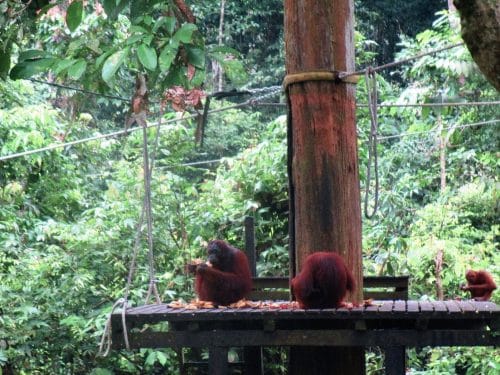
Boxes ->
[456,300,477,313]
[393,300,406,313]
[431,301,447,312]
[114,303,499,326]
[407,300,419,313]
[116,329,500,349]
[469,301,500,313]
[349,305,365,315]
[418,301,434,313]
[445,301,461,313]
[364,301,382,313]
[378,301,394,313]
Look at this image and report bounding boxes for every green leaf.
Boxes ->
[66,1,84,32]
[102,0,116,15]
[130,0,148,21]
[54,59,77,75]
[9,58,56,80]
[90,369,113,375]
[208,45,241,57]
[102,0,128,20]
[130,25,148,34]
[163,65,186,87]
[186,46,205,68]
[215,58,247,86]
[173,23,197,44]
[159,41,179,72]
[137,44,157,71]
[126,35,143,45]
[67,59,87,80]
[152,16,167,33]
[143,35,153,46]
[157,351,167,366]
[18,50,52,62]
[145,351,157,366]
[96,49,114,68]
[164,16,176,35]
[102,48,129,83]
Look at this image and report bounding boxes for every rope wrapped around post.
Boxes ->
[283,70,360,91]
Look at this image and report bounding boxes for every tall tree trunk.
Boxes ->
[438,113,447,192]
[435,248,444,300]
[215,0,225,91]
[285,0,363,373]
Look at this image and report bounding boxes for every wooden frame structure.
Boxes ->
[110,218,499,374]
[111,300,499,374]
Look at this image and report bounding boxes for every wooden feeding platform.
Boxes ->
[111,299,499,374]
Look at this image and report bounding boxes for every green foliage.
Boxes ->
[0,4,498,375]
[66,1,84,32]
[2,0,248,100]
[407,182,498,301]
[408,347,500,375]
[193,0,284,87]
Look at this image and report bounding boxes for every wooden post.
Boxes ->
[243,216,264,375]
[285,0,364,373]
[244,216,257,277]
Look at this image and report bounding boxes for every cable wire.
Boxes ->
[377,119,499,141]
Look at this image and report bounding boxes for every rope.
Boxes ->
[141,118,161,305]
[377,119,500,141]
[250,100,500,108]
[282,70,359,91]
[364,68,379,219]
[98,107,164,355]
[28,78,130,102]
[97,298,126,356]
[339,42,464,79]
[366,101,500,108]
[0,91,282,162]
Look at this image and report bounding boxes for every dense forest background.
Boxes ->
[0,0,498,374]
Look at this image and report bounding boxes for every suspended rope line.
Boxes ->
[339,42,464,79]
[377,119,500,141]
[179,158,223,167]
[252,100,500,108]
[364,68,380,219]
[0,90,282,163]
[141,118,161,305]
[98,106,164,355]
[28,78,131,102]
[365,101,500,108]
[100,86,271,357]
[28,78,281,105]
